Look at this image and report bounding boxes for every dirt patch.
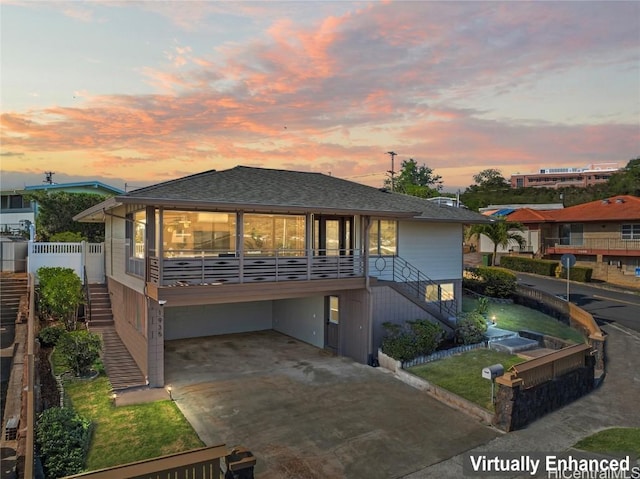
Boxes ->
[37,347,60,411]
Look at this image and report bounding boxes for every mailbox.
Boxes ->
[482,364,504,380]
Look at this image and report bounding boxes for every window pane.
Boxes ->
[329,296,339,324]
[244,214,305,255]
[163,211,236,257]
[379,220,397,255]
[368,220,379,255]
[133,210,146,258]
[440,283,454,301]
[425,284,439,302]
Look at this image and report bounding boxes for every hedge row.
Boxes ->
[499,255,593,283]
[557,266,593,283]
[499,256,557,276]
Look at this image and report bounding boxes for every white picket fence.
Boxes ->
[28,242,105,284]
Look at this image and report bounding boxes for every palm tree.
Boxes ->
[467,217,526,266]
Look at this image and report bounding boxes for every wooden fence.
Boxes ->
[62,445,230,479]
[497,343,592,389]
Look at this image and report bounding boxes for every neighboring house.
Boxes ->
[477,204,564,255]
[508,196,640,283]
[509,163,619,189]
[0,180,124,236]
[74,166,489,387]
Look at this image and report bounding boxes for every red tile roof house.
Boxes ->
[507,195,640,287]
[74,166,490,387]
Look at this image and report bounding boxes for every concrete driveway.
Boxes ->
[165,330,498,479]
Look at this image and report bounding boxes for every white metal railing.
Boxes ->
[28,242,105,284]
[148,249,364,286]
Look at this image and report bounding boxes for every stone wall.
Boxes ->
[494,356,595,432]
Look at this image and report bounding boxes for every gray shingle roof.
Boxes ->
[113,166,487,223]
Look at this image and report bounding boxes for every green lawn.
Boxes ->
[409,349,525,411]
[64,375,204,471]
[574,428,640,455]
[463,297,586,343]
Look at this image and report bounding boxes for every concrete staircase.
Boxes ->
[87,284,146,391]
[0,275,27,325]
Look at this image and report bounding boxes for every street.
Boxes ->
[515,273,640,333]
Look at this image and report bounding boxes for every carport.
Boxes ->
[165,330,498,479]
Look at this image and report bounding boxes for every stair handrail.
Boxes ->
[83,266,92,323]
[372,254,458,320]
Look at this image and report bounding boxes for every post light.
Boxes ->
[110,392,117,406]
[491,315,497,325]
[167,385,173,400]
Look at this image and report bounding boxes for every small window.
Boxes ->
[425,283,454,303]
[329,296,339,324]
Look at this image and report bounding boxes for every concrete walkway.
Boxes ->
[402,321,640,478]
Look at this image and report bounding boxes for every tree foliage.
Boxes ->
[38,267,84,331]
[607,157,640,196]
[385,158,443,197]
[460,158,640,211]
[26,191,107,242]
[466,218,526,266]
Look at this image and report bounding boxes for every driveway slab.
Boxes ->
[165,330,499,479]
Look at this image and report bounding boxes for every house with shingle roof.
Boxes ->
[75,166,490,387]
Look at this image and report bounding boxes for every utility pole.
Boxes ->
[43,171,55,184]
[386,151,397,192]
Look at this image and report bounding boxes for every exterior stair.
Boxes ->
[0,274,27,325]
[87,283,146,391]
[87,283,114,327]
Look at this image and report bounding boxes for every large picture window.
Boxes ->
[243,214,305,255]
[163,211,236,257]
[369,219,397,255]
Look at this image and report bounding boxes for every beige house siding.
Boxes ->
[108,277,149,380]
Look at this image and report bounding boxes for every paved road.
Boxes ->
[515,273,640,333]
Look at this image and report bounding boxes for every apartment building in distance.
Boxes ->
[510,163,619,189]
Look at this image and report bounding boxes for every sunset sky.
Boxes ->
[1,1,638,192]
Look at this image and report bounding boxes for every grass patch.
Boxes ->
[64,376,204,471]
[409,349,525,411]
[463,297,585,343]
[574,428,640,455]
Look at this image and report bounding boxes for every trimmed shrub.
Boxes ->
[455,311,488,345]
[464,266,517,299]
[499,256,558,276]
[38,326,67,348]
[36,407,91,478]
[407,319,444,357]
[381,319,444,362]
[556,265,593,283]
[57,330,102,377]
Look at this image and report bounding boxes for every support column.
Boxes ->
[147,299,165,387]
